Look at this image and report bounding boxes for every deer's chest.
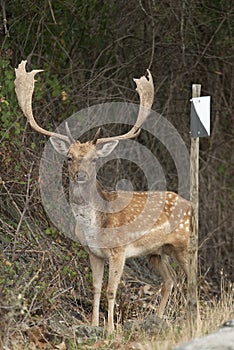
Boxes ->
[74,205,97,226]
[72,204,106,257]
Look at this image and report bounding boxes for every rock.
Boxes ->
[74,325,104,340]
[124,314,165,334]
[173,319,234,350]
[48,318,104,342]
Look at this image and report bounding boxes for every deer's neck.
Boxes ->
[69,179,108,214]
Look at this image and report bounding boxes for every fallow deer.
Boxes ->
[15,60,190,333]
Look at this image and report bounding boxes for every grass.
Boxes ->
[0,252,233,350]
[0,212,233,349]
[148,285,233,350]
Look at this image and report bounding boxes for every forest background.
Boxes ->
[0,0,233,348]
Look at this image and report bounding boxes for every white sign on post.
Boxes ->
[190,96,210,137]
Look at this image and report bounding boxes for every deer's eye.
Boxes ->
[67,156,73,162]
[91,158,97,163]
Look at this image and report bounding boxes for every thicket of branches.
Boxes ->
[0,1,233,345]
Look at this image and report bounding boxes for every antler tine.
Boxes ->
[65,122,75,143]
[92,127,101,144]
[96,69,154,144]
[15,60,70,143]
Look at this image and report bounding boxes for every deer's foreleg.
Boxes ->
[106,251,125,333]
[89,253,105,327]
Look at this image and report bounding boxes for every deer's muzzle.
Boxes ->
[76,170,89,183]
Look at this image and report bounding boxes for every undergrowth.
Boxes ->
[0,228,233,350]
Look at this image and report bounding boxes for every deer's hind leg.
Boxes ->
[148,254,174,318]
[173,248,189,277]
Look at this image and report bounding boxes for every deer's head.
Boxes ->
[14,61,154,186]
[51,137,119,184]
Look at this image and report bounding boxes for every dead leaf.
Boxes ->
[55,341,66,350]
[26,326,50,350]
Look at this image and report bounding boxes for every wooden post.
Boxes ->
[187,84,201,335]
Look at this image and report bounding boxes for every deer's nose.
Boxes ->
[76,170,89,183]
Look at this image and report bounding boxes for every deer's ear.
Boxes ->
[50,137,70,155]
[96,140,119,158]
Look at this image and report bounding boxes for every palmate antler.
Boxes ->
[15,60,71,143]
[15,60,154,143]
[95,69,154,144]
